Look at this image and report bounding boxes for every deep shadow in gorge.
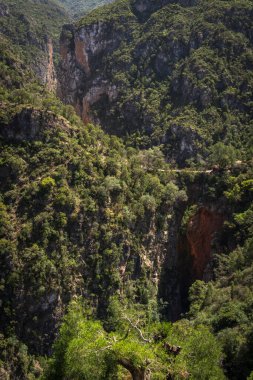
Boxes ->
[158,206,224,321]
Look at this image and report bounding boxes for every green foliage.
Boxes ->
[46,300,225,380]
[180,205,198,232]
[168,322,226,380]
[188,280,209,318]
[0,0,252,379]
[40,177,56,191]
[73,0,253,165]
[189,234,253,378]
[208,143,238,169]
[0,0,68,55]
[0,334,41,379]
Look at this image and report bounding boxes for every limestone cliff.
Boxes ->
[0,108,70,142]
[45,39,57,93]
[58,0,194,125]
[185,207,224,280]
[1,1,252,377]
[158,202,225,320]
[58,0,253,166]
[34,38,58,93]
[58,12,133,122]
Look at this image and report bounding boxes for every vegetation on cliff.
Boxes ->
[0,0,68,59]
[0,0,252,379]
[45,299,225,380]
[60,0,253,166]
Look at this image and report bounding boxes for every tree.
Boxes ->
[208,142,237,169]
[45,300,225,380]
[45,301,155,380]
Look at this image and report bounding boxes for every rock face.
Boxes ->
[58,15,131,122]
[58,0,193,121]
[177,206,224,312]
[58,0,201,164]
[159,204,224,320]
[0,108,70,142]
[34,38,58,93]
[58,0,253,166]
[163,124,201,167]
[185,207,224,279]
[45,39,58,93]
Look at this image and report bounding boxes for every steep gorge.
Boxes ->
[0,0,253,378]
[176,206,224,315]
[56,0,250,320]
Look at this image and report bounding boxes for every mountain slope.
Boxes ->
[0,0,69,87]
[59,0,253,166]
[0,0,252,379]
[1,49,252,377]
[0,5,189,377]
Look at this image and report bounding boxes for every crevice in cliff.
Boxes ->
[159,206,224,321]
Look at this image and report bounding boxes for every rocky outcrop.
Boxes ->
[176,206,224,313]
[58,1,199,127]
[58,0,253,167]
[185,207,224,279]
[57,0,203,162]
[58,14,134,120]
[0,2,9,17]
[45,39,57,92]
[0,108,70,142]
[33,38,58,93]
[163,124,201,167]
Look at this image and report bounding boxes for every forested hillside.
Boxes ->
[0,0,68,88]
[0,0,252,379]
[59,0,253,166]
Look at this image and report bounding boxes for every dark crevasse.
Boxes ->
[159,206,224,320]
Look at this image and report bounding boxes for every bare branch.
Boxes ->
[123,316,151,343]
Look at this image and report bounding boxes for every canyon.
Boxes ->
[0,0,252,379]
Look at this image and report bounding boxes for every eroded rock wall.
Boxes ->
[159,202,225,320]
[185,207,224,279]
[58,18,128,122]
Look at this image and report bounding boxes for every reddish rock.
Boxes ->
[185,207,224,279]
